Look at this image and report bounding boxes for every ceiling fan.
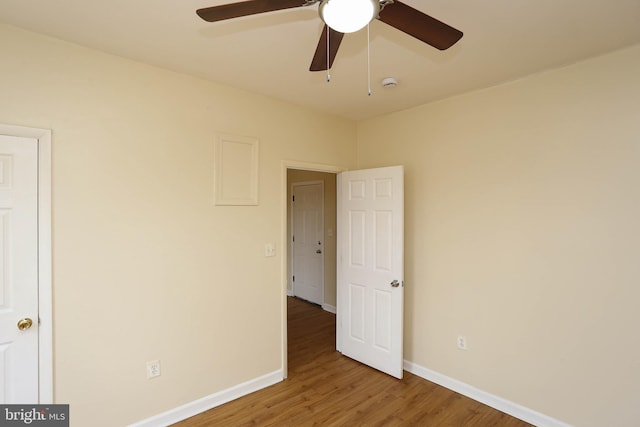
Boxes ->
[196,0,463,72]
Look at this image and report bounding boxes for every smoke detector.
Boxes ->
[381,77,398,88]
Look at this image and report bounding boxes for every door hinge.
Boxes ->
[293,275,295,282]
[292,195,295,202]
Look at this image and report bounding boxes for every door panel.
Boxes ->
[348,283,365,341]
[349,211,365,266]
[373,289,392,351]
[0,135,39,403]
[338,166,404,379]
[375,210,393,270]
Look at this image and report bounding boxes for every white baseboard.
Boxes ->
[130,361,568,426]
[129,369,283,427]
[403,361,571,427]
[322,303,336,314]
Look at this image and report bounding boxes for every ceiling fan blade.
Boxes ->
[377,1,463,50]
[309,25,345,71]
[197,0,308,23]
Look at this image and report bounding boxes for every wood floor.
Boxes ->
[174,297,532,426]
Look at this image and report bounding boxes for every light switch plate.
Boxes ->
[265,243,276,257]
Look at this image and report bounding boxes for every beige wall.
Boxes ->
[286,170,337,307]
[4,18,640,427]
[0,24,357,426]
[357,44,640,427]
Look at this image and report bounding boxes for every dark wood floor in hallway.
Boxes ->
[174,297,532,426]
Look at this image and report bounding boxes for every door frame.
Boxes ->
[0,123,52,403]
[281,161,346,378]
[290,180,325,305]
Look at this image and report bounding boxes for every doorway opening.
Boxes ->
[282,163,343,378]
[282,163,405,380]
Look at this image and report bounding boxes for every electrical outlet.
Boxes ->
[146,360,161,379]
[457,335,468,350]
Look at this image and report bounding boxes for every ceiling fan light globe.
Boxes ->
[319,0,380,33]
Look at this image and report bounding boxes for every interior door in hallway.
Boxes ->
[337,166,404,379]
[0,135,39,402]
[291,182,324,305]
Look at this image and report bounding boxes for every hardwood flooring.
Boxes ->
[174,297,532,426]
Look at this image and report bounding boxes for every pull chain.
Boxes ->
[367,23,372,96]
[326,26,331,82]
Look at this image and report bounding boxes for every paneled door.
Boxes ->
[291,182,324,305]
[337,166,404,379]
[0,135,39,402]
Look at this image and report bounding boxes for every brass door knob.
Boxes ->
[17,318,33,331]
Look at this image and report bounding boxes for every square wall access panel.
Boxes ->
[214,134,259,206]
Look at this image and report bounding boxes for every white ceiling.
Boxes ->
[2,0,640,120]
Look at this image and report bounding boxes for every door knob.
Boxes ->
[390,280,401,288]
[17,318,33,331]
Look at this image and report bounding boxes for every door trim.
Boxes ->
[281,161,346,378]
[0,124,52,403]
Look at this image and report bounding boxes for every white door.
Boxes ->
[291,182,324,305]
[337,166,404,378]
[0,135,39,403]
